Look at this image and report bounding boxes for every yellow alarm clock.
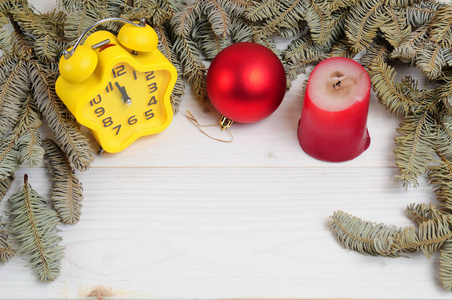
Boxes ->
[56,18,177,154]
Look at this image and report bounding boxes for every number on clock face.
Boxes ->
[86,63,164,138]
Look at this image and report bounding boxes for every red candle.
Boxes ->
[297,57,371,162]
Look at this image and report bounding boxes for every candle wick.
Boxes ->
[333,81,342,90]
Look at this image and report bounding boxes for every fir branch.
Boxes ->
[217,0,251,16]
[230,16,260,42]
[230,16,280,56]
[155,24,185,111]
[368,58,420,116]
[415,42,448,80]
[361,40,391,69]
[0,135,19,180]
[0,0,30,14]
[282,35,327,80]
[138,0,171,26]
[192,18,230,60]
[171,0,202,36]
[304,0,333,48]
[428,151,452,214]
[327,0,363,11]
[434,106,452,158]
[405,203,442,226]
[0,52,15,79]
[393,214,452,258]
[15,95,44,168]
[7,174,63,282]
[0,220,14,264]
[405,1,443,27]
[156,0,180,22]
[0,172,14,202]
[278,20,308,38]
[121,0,173,27]
[0,59,30,138]
[429,5,452,48]
[386,0,423,8]
[28,60,93,171]
[283,35,328,66]
[245,0,278,22]
[438,75,452,115]
[0,11,13,55]
[58,0,101,12]
[256,0,307,37]
[43,139,83,225]
[30,9,68,62]
[345,0,385,52]
[328,38,357,59]
[393,109,436,188]
[7,10,40,60]
[331,211,402,257]
[172,34,208,102]
[203,0,231,39]
[63,4,101,42]
[439,239,452,292]
[391,24,429,61]
[380,6,411,48]
[332,210,452,259]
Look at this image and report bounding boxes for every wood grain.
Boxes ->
[1,1,452,298]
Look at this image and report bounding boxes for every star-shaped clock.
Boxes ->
[56,19,177,153]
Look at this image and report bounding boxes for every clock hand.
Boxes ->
[114,82,132,105]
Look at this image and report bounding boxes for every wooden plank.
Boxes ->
[0,167,447,299]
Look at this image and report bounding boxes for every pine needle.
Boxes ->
[7,174,63,282]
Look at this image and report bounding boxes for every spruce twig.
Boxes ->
[7,175,63,282]
[43,139,83,225]
[0,219,14,264]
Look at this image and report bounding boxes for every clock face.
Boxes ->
[82,62,172,150]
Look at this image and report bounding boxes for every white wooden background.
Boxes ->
[1,1,451,299]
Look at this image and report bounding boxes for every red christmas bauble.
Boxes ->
[206,42,286,125]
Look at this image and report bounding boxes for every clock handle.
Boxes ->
[62,18,146,60]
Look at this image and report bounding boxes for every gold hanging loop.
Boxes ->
[186,110,234,143]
